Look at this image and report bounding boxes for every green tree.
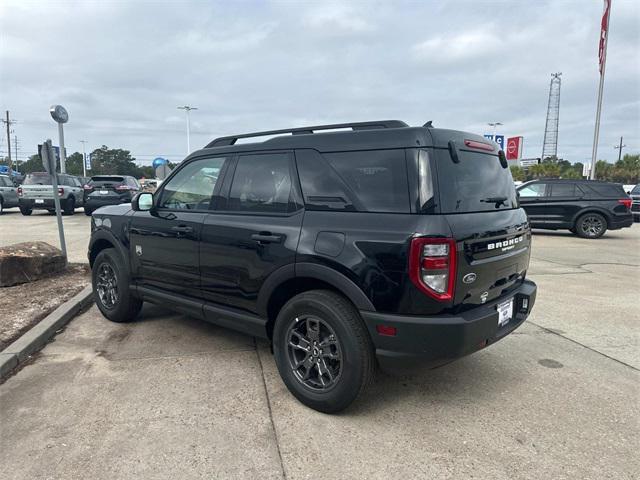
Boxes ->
[510,166,525,181]
[88,146,142,176]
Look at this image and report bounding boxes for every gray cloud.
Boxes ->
[0,0,638,166]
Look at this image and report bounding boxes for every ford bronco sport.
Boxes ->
[88,120,537,412]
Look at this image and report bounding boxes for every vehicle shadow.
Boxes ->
[531,229,629,239]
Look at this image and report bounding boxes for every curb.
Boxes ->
[0,285,94,380]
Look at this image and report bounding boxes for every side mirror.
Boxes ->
[132,192,154,211]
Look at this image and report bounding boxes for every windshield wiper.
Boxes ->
[481,196,508,208]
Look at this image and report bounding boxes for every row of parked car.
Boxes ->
[0,173,145,215]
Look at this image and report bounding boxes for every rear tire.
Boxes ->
[84,207,93,216]
[0,197,3,214]
[92,248,142,323]
[575,212,607,239]
[63,197,75,215]
[19,205,32,216]
[273,290,375,413]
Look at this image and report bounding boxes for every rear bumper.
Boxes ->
[85,197,130,210]
[19,198,58,209]
[610,213,633,229]
[361,279,537,371]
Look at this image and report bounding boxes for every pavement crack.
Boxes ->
[255,337,287,480]
[529,320,639,372]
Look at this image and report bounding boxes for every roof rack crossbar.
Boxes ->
[206,120,409,147]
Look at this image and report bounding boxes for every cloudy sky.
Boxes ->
[1,0,638,167]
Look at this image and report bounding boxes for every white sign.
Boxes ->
[84,153,92,171]
[520,158,540,168]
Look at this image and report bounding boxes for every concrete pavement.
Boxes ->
[0,225,638,479]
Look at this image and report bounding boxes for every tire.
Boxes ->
[575,212,607,239]
[63,197,75,215]
[0,197,3,214]
[273,290,375,413]
[19,205,32,216]
[92,248,142,323]
[569,227,576,234]
[84,207,93,216]
[47,209,56,215]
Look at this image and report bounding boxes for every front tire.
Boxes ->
[575,212,607,239]
[273,290,375,413]
[19,205,32,216]
[92,248,142,322]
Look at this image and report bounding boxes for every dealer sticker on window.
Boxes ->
[497,297,513,327]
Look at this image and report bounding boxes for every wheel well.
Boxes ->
[89,239,115,266]
[265,277,349,340]
[575,209,611,228]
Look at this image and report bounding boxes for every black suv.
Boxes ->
[83,175,142,215]
[88,121,537,412]
[517,179,633,238]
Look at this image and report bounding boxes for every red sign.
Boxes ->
[506,136,523,160]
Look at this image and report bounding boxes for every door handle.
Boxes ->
[171,225,194,234]
[251,233,282,244]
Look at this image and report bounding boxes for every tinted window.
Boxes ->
[550,183,576,197]
[295,149,356,211]
[518,183,547,197]
[323,149,409,213]
[436,150,517,212]
[90,176,125,184]
[0,176,11,187]
[631,185,640,195]
[228,153,293,213]
[159,157,226,210]
[584,182,626,197]
[24,173,52,185]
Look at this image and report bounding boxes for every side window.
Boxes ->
[227,153,293,213]
[518,183,547,197]
[550,183,576,197]
[295,149,356,211]
[159,157,226,210]
[323,149,409,213]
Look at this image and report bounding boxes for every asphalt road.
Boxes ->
[0,207,91,264]
[0,219,638,479]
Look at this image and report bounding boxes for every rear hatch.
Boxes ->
[86,176,128,199]
[430,134,531,308]
[21,173,55,199]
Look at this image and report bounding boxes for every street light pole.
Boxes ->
[487,122,503,139]
[80,140,88,177]
[177,105,198,155]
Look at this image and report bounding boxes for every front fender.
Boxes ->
[88,227,130,271]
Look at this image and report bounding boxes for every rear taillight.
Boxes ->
[58,187,64,196]
[618,198,632,209]
[83,184,93,190]
[409,237,456,301]
[17,187,22,196]
[115,185,131,191]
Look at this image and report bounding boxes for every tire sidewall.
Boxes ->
[577,212,607,239]
[273,292,370,412]
[92,248,140,322]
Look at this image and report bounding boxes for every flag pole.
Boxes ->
[589,0,612,180]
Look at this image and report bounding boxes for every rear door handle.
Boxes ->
[251,233,282,244]
[171,225,194,234]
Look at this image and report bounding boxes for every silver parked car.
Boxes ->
[0,174,19,214]
[18,172,85,215]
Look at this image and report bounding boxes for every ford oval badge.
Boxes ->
[463,273,477,284]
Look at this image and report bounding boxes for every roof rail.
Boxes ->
[205,120,409,148]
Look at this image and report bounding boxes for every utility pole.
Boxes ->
[79,140,88,177]
[614,136,626,162]
[177,105,198,155]
[2,111,14,169]
[14,135,18,173]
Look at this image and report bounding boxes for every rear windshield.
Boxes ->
[435,149,517,213]
[631,185,640,195]
[89,176,125,184]
[23,173,52,185]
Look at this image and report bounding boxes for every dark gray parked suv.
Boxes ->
[0,174,19,214]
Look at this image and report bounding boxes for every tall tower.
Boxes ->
[541,73,562,160]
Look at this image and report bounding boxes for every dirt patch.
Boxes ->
[0,263,90,350]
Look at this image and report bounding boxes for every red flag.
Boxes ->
[599,0,611,74]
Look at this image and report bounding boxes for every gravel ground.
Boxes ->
[0,264,90,350]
